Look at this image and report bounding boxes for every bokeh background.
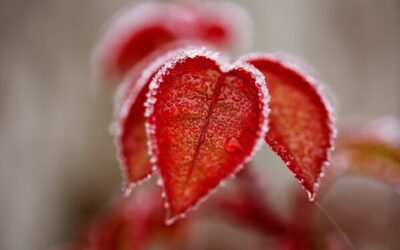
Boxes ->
[0,0,399,249]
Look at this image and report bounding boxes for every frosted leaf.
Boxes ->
[91,1,253,84]
[240,52,336,200]
[145,47,269,224]
[91,2,183,83]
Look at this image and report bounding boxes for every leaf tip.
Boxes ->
[164,210,186,226]
[122,182,134,198]
[306,188,317,201]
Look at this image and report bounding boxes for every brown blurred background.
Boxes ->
[0,0,399,249]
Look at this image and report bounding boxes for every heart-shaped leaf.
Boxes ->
[145,48,269,224]
[92,1,252,83]
[330,117,400,192]
[242,53,335,200]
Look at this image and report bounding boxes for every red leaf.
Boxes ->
[92,2,180,83]
[115,45,198,196]
[115,75,152,196]
[92,2,252,83]
[145,48,269,224]
[242,53,335,200]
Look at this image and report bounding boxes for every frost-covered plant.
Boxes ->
[61,1,400,249]
[95,0,335,221]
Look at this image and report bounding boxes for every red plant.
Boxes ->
[62,1,400,249]
[103,0,335,226]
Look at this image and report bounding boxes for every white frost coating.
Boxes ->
[238,52,337,201]
[122,174,153,198]
[144,47,270,225]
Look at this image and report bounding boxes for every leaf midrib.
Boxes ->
[184,74,226,187]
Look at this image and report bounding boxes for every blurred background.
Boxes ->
[0,0,399,249]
